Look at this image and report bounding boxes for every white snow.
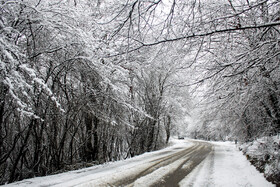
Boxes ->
[19,64,37,78]
[3,139,275,187]
[134,155,189,187]
[3,138,192,187]
[240,136,280,181]
[180,141,275,187]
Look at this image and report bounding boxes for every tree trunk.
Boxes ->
[84,113,94,161]
[0,85,8,152]
[268,89,280,133]
[92,116,99,161]
[165,115,171,144]
[147,119,156,152]
[8,119,34,183]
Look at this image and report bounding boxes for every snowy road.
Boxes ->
[114,141,212,187]
[4,139,274,187]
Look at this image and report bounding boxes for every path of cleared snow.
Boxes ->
[180,141,275,187]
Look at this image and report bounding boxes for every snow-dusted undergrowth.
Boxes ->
[240,136,280,185]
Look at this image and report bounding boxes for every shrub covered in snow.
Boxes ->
[240,136,280,185]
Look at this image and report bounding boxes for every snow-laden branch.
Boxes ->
[106,21,280,57]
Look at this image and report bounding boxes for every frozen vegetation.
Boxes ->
[0,0,279,185]
[240,136,280,185]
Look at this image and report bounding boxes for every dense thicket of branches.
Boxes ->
[0,0,279,184]
[188,0,280,142]
[0,0,189,184]
[101,0,280,143]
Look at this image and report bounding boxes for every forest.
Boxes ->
[0,0,279,184]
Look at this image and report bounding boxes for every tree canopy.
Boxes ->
[0,0,279,184]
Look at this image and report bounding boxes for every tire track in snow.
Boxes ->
[151,143,213,187]
[112,143,202,187]
[111,142,212,187]
[178,145,215,187]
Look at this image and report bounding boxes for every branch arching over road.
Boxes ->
[106,21,280,57]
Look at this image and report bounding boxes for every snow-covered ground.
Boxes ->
[2,139,275,187]
[2,138,192,187]
[180,141,275,187]
[240,136,280,185]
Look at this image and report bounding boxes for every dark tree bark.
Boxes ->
[92,116,99,161]
[147,119,156,152]
[0,85,8,152]
[83,113,94,161]
[8,119,35,183]
[165,115,171,144]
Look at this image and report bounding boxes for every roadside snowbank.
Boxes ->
[180,141,274,187]
[3,138,192,187]
[240,136,280,185]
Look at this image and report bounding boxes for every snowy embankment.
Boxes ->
[180,141,275,187]
[240,136,280,186]
[2,138,192,187]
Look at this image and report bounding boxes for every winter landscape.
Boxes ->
[0,0,280,186]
